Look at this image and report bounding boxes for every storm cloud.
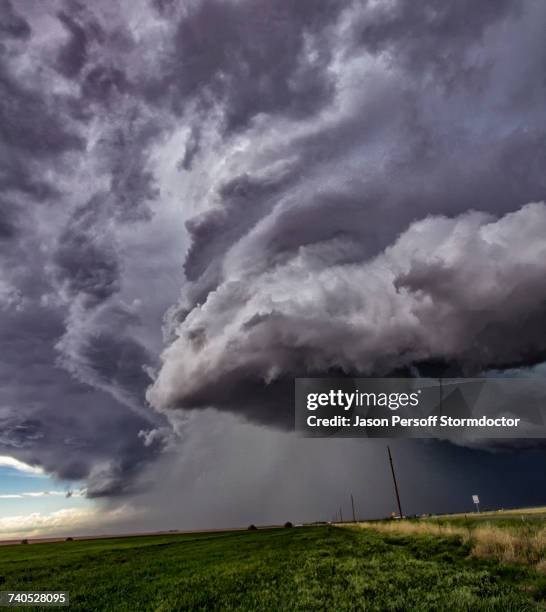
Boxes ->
[149,203,546,424]
[149,0,546,426]
[0,0,176,495]
[2,0,546,517]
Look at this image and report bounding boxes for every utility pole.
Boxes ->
[387,446,404,519]
[439,377,443,417]
[351,494,356,522]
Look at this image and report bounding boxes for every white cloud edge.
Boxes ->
[0,456,45,476]
[0,505,138,539]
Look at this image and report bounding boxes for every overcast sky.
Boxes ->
[1,0,546,537]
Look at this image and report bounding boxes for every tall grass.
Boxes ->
[440,506,546,519]
[352,520,546,572]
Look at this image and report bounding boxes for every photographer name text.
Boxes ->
[305,390,520,429]
[306,414,521,428]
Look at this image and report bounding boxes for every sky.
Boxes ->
[1,0,546,538]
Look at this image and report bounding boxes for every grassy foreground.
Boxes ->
[353,507,546,574]
[1,526,546,611]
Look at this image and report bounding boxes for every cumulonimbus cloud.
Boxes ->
[145,0,546,431]
[2,0,546,499]
[148,202,546,425]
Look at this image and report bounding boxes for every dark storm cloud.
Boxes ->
[0,300,164,497]
[3,0,546,513]
[150,0,342,130]
[0,1,31,40]
[0,61,83,157]
[350,0,519,78]
[0,42,84,204]
[54,220,120,304]
[60,326,155,409]
[38,1,166,421]
[52,198,159,414]
[48,116,163,407]
[81,64,130,102]
[82,334,151,393]
[184,166,299,282]
[56,10,91,78]
[55,8,135,108]
[0,200,18,241]
[157,0,546,318]
[150,0,546,428]
[0,0,173,496]
[0,233,157,499]
[152,202,546,425]
[106,126,160,222]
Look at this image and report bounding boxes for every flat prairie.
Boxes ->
[1,523,546,610]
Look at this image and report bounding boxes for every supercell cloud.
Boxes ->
[149,203,546,424]
[148,0,546,423]
[1,0,546,501]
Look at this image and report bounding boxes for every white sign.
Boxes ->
[472,494,479,504]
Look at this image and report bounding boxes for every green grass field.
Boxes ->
[1,525,546,611]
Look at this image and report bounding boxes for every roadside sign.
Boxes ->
[472,495,479,504]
